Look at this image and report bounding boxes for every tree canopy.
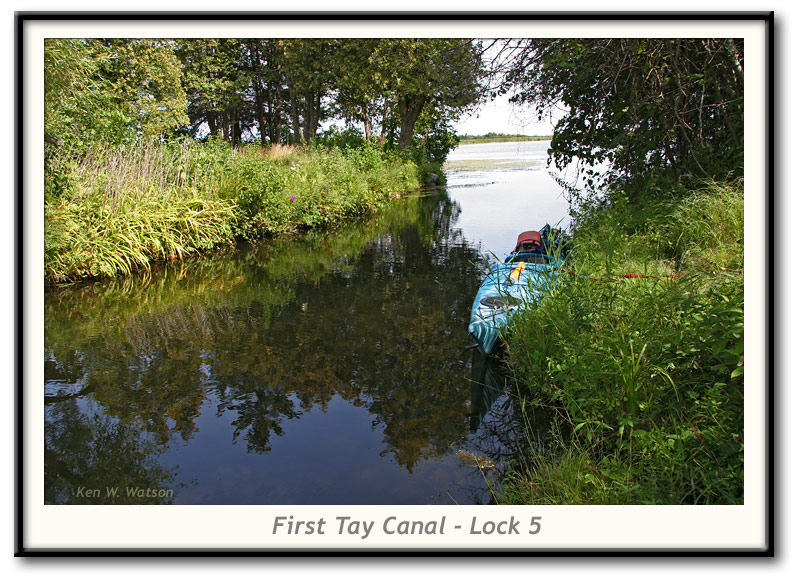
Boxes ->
[502,38,744,202]
[45,39,189,147]
[44,36,744,203]
[45,37,488,157]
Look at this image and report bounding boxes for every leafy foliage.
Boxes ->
[44,39,127,148]
[45,37,487,156]
[504,39,744,204]
[45,39,189,148]
[367,39,487,150]
[176,39,246,142]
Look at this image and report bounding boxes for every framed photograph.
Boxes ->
[17,11,772,555]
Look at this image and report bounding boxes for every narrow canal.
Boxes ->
[44,140,570,505]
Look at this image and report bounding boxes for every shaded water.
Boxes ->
[44,140,569,505]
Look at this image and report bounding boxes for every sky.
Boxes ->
[454,94,561,137]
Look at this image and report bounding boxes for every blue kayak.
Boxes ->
[468,225,569,355]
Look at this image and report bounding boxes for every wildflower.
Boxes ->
[290,194,296,202]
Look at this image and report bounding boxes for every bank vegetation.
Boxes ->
[500,181,744,504]
[489,38,747,504]
[45,140,422,284]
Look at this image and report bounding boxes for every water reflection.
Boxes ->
[469,350,509,433]
[45,398,179,505]
[464,351,557,469]
[44,142,570,505]
[45,190,515,504]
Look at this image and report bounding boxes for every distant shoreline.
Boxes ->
[457,135,551,145]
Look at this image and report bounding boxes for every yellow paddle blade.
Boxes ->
[508,261,526,284]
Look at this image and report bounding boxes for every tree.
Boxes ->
[45,37,193,155]
[277,39,336,144]
[177,39,248,143]
[101,39,189,139]
[42,40,119,147]
[410,103,462,163]
[45,37,492,156]
[241,39,288,146]
[504,39,744,202]
[332,39,388,143]
[45,39,189,147]
[369,39,487,150]
[45,39,109,147]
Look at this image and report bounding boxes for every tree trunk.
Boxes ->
[265,84,279,144]
[363,110,372,142]
[232,120,243,148]
[272,93,282,144]
[289,86,301,143]
[207,114,218,137]
[302,91,321,143]
[219,112,228,141]
[398,95,426,150]
[253,79,268,146]
[378,106,388,149]
[302,91,314,143]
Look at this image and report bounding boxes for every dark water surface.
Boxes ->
[44,140,569,505]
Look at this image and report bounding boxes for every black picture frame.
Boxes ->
[15,10,773,557]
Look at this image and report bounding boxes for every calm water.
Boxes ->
[44,140,569,505]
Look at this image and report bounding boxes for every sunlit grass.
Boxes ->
[44,140,421,283]
[499,180,744,505]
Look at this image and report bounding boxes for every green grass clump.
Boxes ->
[500,181,744,504]
[217,144,418,238]
[44,140,421,283]
[45,188,237,282]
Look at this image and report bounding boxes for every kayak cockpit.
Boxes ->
[467,224,571,355]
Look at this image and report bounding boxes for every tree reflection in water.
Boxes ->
[44,190,539,504]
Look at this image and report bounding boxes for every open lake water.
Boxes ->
[44,140,570,505]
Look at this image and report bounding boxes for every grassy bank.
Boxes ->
[45,140,421,284]
[499,181,744,504]
[457,134,551,145]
